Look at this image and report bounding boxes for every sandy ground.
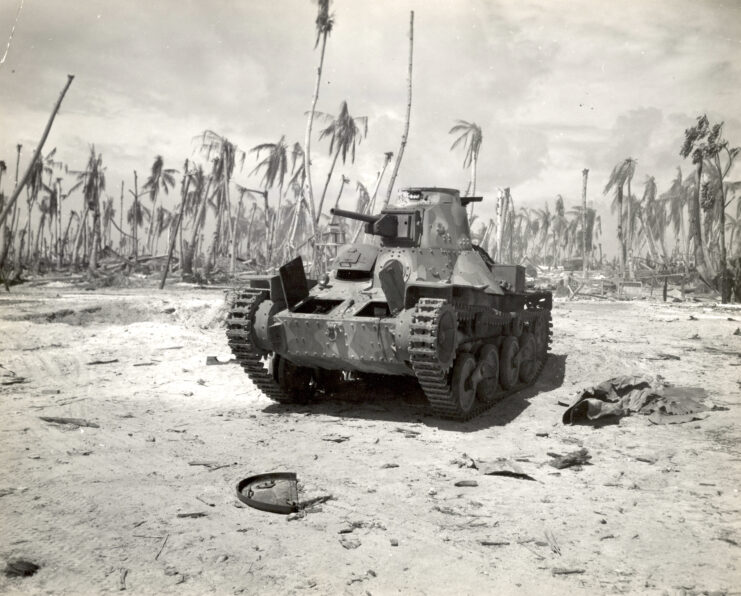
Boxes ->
[0,284,740,595]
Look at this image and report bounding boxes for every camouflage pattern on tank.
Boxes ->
[226,187,553,420]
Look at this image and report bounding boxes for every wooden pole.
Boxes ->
[581,168,588,276]
[384,11,414,207]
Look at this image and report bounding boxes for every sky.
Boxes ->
[0,0,740,256]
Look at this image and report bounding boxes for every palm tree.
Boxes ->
[449,120,483,219]
[250,136,293,265]
[154,206,173,255]
[76,147,106,272]
[304,0,335,235]
[529,204,551,265]
[551,195,567,267]
[199,131,245,273]
[126,197,149,256]
[143,156,177,255]
[603,158,636,277]
[700,120,739,302]
[663,168,690,271]
[315,101,368,224]
[183,155,218,278]
[638,176,665,264]
[161,160,193,288]
[680,115,714,281]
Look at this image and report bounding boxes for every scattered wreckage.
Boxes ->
[225,188,552,420]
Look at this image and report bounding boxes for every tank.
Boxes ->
[226,187,552,420]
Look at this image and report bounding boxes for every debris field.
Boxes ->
[0,285,739,594]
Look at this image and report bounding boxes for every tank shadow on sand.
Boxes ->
[262,354,567,431]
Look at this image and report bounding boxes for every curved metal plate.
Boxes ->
[236,472,299,515]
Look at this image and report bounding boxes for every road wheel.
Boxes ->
[499,336,520,390]
[518,332,538,384]
[451,353,477,416]
[476,343,500,404]
[272,355,315,403]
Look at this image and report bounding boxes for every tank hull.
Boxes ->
[225,187,554,420]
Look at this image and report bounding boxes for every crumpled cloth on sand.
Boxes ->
[563,375,708,425]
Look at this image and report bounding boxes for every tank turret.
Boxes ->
[225,187,552,420]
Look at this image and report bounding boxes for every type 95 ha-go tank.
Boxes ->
[225,187,552,420]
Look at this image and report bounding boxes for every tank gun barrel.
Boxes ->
[330,208,379,224]
[330,208,399,238]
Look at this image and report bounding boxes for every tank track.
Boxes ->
[225,289,292,403]
[409,297,552,421]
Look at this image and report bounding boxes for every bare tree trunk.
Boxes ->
[680,204,689,275]
[303,25,329,242]
[246,202,257,258]
[495,188,507,261]
[229,194,243,277]
[62,211,75,254]
[467,154,478,222]
[384,11,414,208]
[56,179,63,268]
[73,205,89,268]
[0,146,22,276]
[507,190,514,263]
[146,188,159,257]
[688,161,713,281]
[352,153,393,243]
[119,181,124,253]
[89,191,101,273]
[715,154,730,303]
[581,168,588,275]
[616,185,625,278]
[316,150,340,225]
[132,171,139,259]
[626,179,635,280]
[33,211,47,273]
[330,176,348,221]
[268,185,285,267]
[13,228,26,279]
[0,75,74,229]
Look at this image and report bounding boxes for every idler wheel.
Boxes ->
[451,353,477,416]
[518,332,538,384]
[499,336,520,390]
[476,343,500,404]
[272,355,315,403]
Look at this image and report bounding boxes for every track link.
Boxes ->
[409,298,459,417]
[225,289,292,403]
